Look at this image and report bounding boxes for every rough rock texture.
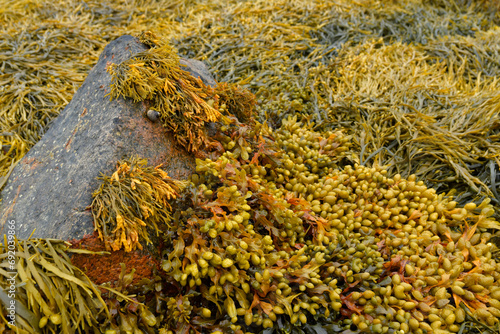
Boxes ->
[0,35,215,241]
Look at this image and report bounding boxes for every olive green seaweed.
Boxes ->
[107,32,223,154]
[1,0,500,333]
[0,238,110,333]
[91,157,188,252]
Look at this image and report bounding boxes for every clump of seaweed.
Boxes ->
[0,238,109,333]
[154,116,500,333]
[215,82,256,123]
[91,157,187,252]
[107,32,258,155]
[0,237,160,333]
[424,27,500,84]
[311,0,499,50]
[156,118,348,333]
[98,263,159,333]
[107,32,223,154]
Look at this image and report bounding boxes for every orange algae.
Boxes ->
[69,232,159,286]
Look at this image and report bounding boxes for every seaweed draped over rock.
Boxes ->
[2,0,499,216]
[106,35,221,154]
[91,157,188,252]
[106,32,255,155]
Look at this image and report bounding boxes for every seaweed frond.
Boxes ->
[91,157,187,252]
[215,81,256,123]
[107,32,222,154]
[0,238,109,333]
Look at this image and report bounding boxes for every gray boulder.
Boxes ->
[0,35,215,241]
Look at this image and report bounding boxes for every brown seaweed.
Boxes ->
[2,1,500,333]
[0,238,110,333]
[91,157,187,252]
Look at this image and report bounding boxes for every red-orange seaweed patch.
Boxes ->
[69,232,159,286]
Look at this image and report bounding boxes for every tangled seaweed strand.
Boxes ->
[214,82,256,124]
[107,32,257,154]
[96,263,159,333]
[91,157,187,252]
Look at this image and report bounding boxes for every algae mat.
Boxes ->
[1,0,500,333]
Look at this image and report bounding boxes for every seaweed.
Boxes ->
[0,238,110,333]
[3,0,499,216]
[2,1,500,333]
[107,32,222,154]
[171,0,500,215]
[107,32,258,154]
[215,82,256,123]
[311,0,499,48]
[91,157,187,252]
[324,37,500,208]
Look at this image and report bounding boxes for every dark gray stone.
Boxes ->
[0,35,215,241]
[180,58,216,87]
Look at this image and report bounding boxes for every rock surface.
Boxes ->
[0,35,215,241]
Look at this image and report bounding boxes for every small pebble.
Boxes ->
[147,109,160,122]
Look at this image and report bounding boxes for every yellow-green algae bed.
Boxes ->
[1,0,500,333]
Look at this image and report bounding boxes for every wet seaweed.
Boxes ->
[91,157,187,252]
[324,37,500,209]
[2,1,500,333]
[311,0,499,49]
[150,116,500,333]
[107,32,222,154]
[171,0,500,215]
[107,32,258,154]
[0,238,110,333]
